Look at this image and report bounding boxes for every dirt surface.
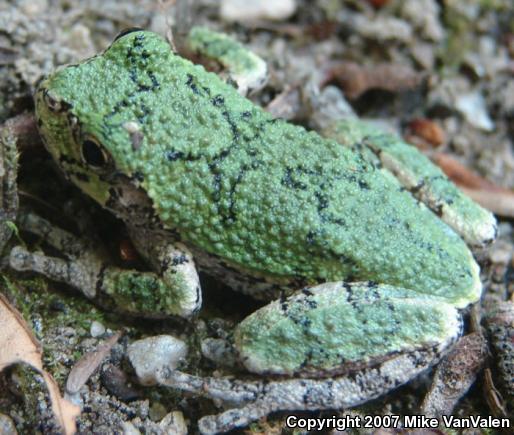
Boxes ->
[0,0,513,434]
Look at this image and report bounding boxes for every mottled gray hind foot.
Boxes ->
[157,345,452,435]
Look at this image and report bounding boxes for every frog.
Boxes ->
[12,29,497,433]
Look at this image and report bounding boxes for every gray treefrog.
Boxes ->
[13,29,497,433]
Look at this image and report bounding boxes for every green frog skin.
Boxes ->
[13,29,495,433]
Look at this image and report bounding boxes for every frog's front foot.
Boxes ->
[9,212,201,318]
[156,282,463,433]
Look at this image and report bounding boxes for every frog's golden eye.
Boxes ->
[81,138,109,169]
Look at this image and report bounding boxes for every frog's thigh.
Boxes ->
[125,226,201,318]
[235,282,463,377]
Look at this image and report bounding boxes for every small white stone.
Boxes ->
[401,0,445,42]
[120,421,141,435]
[0,413,18,435]
[128,335,188,386]
[455,92,495,132]
[90,320,106,338]
[220,0,297,22]
[159,411,188,435]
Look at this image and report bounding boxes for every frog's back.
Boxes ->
[52,31,480,306]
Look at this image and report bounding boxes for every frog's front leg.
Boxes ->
[9,212,200,318]
[125,225,201,316]
[157,282,463,433]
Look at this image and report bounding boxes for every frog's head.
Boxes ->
[34,29,174,208]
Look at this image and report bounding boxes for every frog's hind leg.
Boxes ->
[156,281,463,433]
[158,346,452,435]
[322,119,497,248]
[9,212,200,318]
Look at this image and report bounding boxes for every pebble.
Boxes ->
[121,421,141,435]
[159,411,188,435]
[220,0,297,22]
[0,414,17,435]
[401,0,445,42]
[101,364,140,401]
[455,92,495,132]
[346,13,412,43]
[127,335,188,386]
[90,320,106,338]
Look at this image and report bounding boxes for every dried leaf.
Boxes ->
[421,333,488,417]
[265,85,302,120]
[324,62,424,99]
[1,113,41,152]
[460,187,514,218]
[430,153,514,217]
[0,293,80,434]
[431,153,502,191]
[483,300,514,414]
[66,331,122,394]
[483,368,509,418]
[405,118,445,148]
[367,0,392,8]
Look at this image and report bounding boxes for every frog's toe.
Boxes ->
[185,26,268,95]
[9,245,98,298]
[100,267,200,318]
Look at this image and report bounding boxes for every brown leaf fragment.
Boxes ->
[323,62,424,99]
[119,238,139,263]
[483,368,509,418]
[430,153,514,217]
[483,300,514,414]
[1,113,42,152]
[420,333,488,418]
[431,153,503,191]
[460,188,514,218]
[367,0,392,8]
[65,330,122,395]
[306,20,338,41]
[0,293,79,434]
[404,118,445,149]
[264,85,302,120]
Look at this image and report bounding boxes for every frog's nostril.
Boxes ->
[42,89,64,112]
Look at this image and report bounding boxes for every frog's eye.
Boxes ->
[81,138,109,169]
[113,27,145,42]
